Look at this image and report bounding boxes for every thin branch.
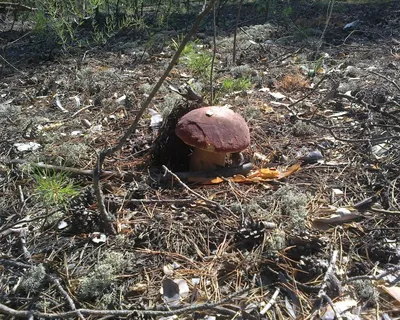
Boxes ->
[283,80,400,143]
[210,1,217,103]
[92,0,218,235]
[0,2,37,11]
[314,0,334,60]
[368,70,400,92]
[0,259,32,269]
[0,209,60,238]
[162,165,235,216]
[7,159,137,182]
[0,52,26,75]
[320,293,342,320]
[260,287,280,315]
[232,0,243,64]
[49,275,85,320]
[310,250,339,318]
[318,250,338,298]
[0,287,250,319]
[343,265,400,285]
[336,93,400,125]
[284,73,330,112]
[370,207,400,215]
[19,228,31,263]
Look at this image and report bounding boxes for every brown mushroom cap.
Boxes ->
[175,106,250,153]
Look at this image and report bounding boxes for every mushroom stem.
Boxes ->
[190,148,226,172]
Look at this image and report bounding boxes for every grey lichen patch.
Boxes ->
[275,186,309,230]
[139,83,168,95]
[56,142,91,167]
[244,105,262,122]
[231,200,261,215]
[78,252,133,301]
[20,264,47,293]
[159,93,182,117]
[230,65,254,79]
[292,121,315,137]
[42,140,91,167]
[75,67,98,93]
[236,24,276,43]
[0,103,21,121]
[267,229,287,250]
[98,292,117,308]
[352,280,379,307]
[42,210,65,229]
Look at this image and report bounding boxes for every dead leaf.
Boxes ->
[261,104,274,113]
[253,152,270,162]
[381,285,400,304]
[161,278,190,306]
[186,163,300,185]
[231,174,248,183]
[321,298,358,320]
[278,163,301,178]
[187,176,223,184]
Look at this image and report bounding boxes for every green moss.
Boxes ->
[172,39,213,79]
[186,51,213,78]
[221,77,252,93]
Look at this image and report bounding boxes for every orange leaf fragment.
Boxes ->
[185,162,301,185]
[278,163,301,179]
[187,176,224,184]
[231,175,249,183]
[259,168,280,179]
[210,177,224,184]
[381,285,400,304]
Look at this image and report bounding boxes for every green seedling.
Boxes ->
[33,169,79,207]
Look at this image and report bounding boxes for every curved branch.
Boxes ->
[92,0,219,234]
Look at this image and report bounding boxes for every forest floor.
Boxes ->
[0,1,399,319]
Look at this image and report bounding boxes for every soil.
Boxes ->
[0,1,399,319]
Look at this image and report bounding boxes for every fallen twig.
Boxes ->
[158,163,253,182]
[285,91,400,144]
[7,159,138,182]
[49,275,85,320]
[0,52,26,75]
[318,250,339,297]
[344,265,400,285]
[311,250,340,318]
[0,259,32,269]
[19,228,31,263]
[368,70,400,92]
[260,287,280,315]
[162,165,235,215]
[0,209,60,238]
[370,207,400,215]
[0,2,37,11]
[0,286,250,319]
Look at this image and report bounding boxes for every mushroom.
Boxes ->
[175,106,250,172]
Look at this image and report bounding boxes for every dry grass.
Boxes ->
[275,71,309,92]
